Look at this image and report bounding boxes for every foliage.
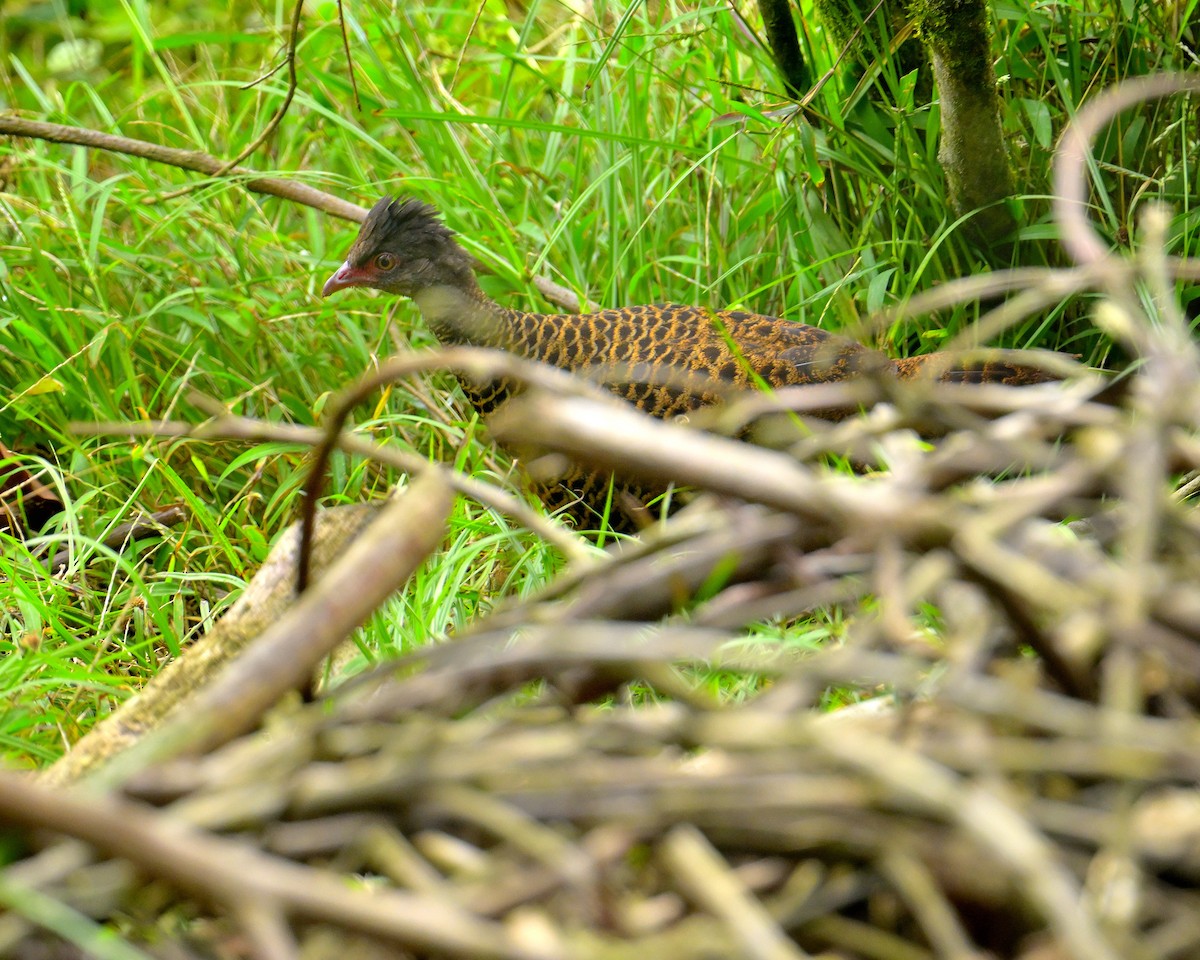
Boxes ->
[0,0,1197,766]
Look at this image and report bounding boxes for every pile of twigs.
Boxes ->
[3,75,1200,960]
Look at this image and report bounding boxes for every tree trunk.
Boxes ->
[915,0,1017,243]
[757,0,809,97]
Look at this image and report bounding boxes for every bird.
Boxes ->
[322,196,1055,530]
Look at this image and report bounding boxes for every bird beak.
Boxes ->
[322,260,367,297]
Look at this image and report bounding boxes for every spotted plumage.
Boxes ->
[323,197,1051,529]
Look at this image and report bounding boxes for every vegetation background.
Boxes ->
[0,0,1196,768]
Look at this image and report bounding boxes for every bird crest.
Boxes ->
[349,196,455,264]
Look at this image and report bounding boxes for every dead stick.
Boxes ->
[0,771,541,960]
[43,503,379,787]
[0,115,590,312]
[94,469,451,778]
[0,115,366,220]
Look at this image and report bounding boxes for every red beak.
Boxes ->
[322,260,369,297]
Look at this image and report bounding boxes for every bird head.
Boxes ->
[322,197,475,299]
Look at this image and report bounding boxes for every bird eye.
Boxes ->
[374,253,396,270]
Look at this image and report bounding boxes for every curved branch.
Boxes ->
[1053,72,1200,268]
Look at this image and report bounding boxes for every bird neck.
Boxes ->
[412,281,509,348]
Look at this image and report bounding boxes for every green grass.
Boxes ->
[0,0,1196,767]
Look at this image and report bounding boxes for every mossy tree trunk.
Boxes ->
[812,0,1017,247]
[914,0,1017,243]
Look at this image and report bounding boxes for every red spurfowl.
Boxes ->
[323,197,1054,529]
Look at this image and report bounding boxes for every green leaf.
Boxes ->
[1018,97,1052,150]
[24,376,64,396]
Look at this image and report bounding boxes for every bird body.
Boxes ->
[323,197,1052,528]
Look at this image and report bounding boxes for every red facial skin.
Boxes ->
[322,260,377,297]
